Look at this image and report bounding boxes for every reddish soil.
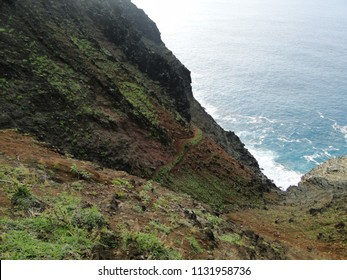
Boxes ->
[228,208,346,260]
[1,129,345,260]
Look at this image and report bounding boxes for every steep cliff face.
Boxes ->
[0,0,275,208]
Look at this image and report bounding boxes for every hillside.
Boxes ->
[0,0,345,260]
[230,156,347,259]
[1,130,345,259]
[0,0,274,209]
[0,129,287,259]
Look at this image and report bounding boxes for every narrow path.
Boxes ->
[176,127,202,151]
[154,127,203,182]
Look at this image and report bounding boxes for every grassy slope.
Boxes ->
[0,130,286,260]
[1,130,345,260]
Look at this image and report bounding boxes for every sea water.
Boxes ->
[131,0,347,189]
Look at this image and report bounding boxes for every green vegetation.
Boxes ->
[121,231,181,260]
[0,164,50,195]
[112,178,133,190]
[153,197,170,210]
[195,210,223,227]
[0,194,107,259]
[219,233,243,245]
[150,221,172,234]
[154,128,203,183]
[119,82,159,126]
[71,181,85,191]
[0,226,92,260]
[10,184,41,211]
[0,77,8,89]
[71,36,121,80]
[78,105,116,126]
[132,205,145,213]
[71,36,100,59]
[139,189,151,206]
[206,213,223,226]
[0,28,6,32]
[154,150,185,183]
[29,53,84,102]
[189,129,203,146]
[186,236,204,254]
[169,171,227,206]
[70,164,92,180]
[143,181,154,191]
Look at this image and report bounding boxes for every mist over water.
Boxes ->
[132,0,347,189]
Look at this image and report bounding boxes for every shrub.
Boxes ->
[187,236,204,253]
[150,221,172,234]
[139,190,151,205]
[48,194,106,230]
[205,213,223,227]
[122,231,180,260]
[11,185,43,212]
[219,233,243,245]
[72,206,106,230]
[70,164,92,180]
[71,181,84,191]
[0,215,94,260]
[112,178,133,189]
[0,194,108,259]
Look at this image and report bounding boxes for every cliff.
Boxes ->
[0,0,274,209]
[299,156,347,189]
[1,0,345,260]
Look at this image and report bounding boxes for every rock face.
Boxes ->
[287,156,347,211]
[300,156,347,190]
[0,0,276,208]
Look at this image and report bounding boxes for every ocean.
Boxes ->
[131,0,347,189]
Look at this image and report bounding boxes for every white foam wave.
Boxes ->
[278,136,302,143]
[318,111,325,119]
[248,147,303,190]
[303,146,339,165]
[278,137,314,145]
[303,153,321,165]
[237,131,263,145]
[259,116,275,123]
[333,123,347,140]
[317,111,347,141]
[221,114,276,125]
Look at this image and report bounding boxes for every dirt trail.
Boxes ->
[154,127,202,180]
[175,127,202,152]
